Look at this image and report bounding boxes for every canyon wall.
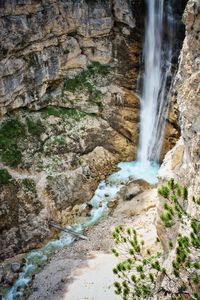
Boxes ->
[159,0,200,202]
[0,0,144,260]
[0,0,140,116]
[157,0,200,293]
[0,0,186,260]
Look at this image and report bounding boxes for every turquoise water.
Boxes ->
[3,160,159,300]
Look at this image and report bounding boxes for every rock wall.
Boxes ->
[0,0,186,260]
[159,0,200,197]
[0,0,137,113]
[0,0,143,260]
[157,0,200,291]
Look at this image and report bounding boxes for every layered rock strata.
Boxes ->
[0,0,142,259]
[0,0,186,260]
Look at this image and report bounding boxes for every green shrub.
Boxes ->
[62,61,111,99]
[26,118,43,136]
[183,187,188,200]
[22,178,36,193]
[158,185,170,198]
[0,118,25,166]
[112,180,200,300]
[87,61,111,76]
[41,106,89,121]
[1,147,22,167]
[0,118,25,141]
[0,119,23,149]
[41,106,66,118]
[0,168,12,185]
[168,178,175,190]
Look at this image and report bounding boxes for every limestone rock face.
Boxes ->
[0,108,134,259]
[0,0,141,156]
[0,0,141,259]
[0,0,185,260]
[0,178,49,259]
[159,0,200,194]
[0,0,134,113]
[157,0,200,288]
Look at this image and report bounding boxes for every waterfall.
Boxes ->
[138,0,175,164]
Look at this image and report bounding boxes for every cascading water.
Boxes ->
[138,0,175,164]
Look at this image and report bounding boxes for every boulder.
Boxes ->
[10,262,21,273]
[107,198,118,208]
[132,179,152,189]
[124,185,141,201]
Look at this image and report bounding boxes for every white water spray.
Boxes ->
[138,0,175,164]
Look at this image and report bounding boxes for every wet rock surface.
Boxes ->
[159,0,200,199]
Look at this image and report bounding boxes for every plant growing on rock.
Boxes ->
[40,106,89,121]
[26,117,44,136]
[112,180,200,300]
[0,168,12,186]
[62,61,112,102]
[0,118,25,166]
[22,178,37,193]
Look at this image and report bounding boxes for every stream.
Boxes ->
[3,160,159,300]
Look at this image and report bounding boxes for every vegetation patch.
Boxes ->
[0,118,25,144]
[26,118,44,136]
[53,136,66,145]
[62,61,111,101]
[1,147,22,167]
[0,168,12,186]
[40,106,94,121]
[43,94,53,104]
[22,178,36,193]
[111,180,200,300]
[0,118,25,166]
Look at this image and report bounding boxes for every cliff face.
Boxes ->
[0,0,137,113]
[0,0,144,151]
[0,0,186,260]
[0,0,144,259]
[159,0,200,196]
[157,0,200,286]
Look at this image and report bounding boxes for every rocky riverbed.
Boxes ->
[28,187,160,300]
[0,164,161,300]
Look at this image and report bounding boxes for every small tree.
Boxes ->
[112,180,200,300]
